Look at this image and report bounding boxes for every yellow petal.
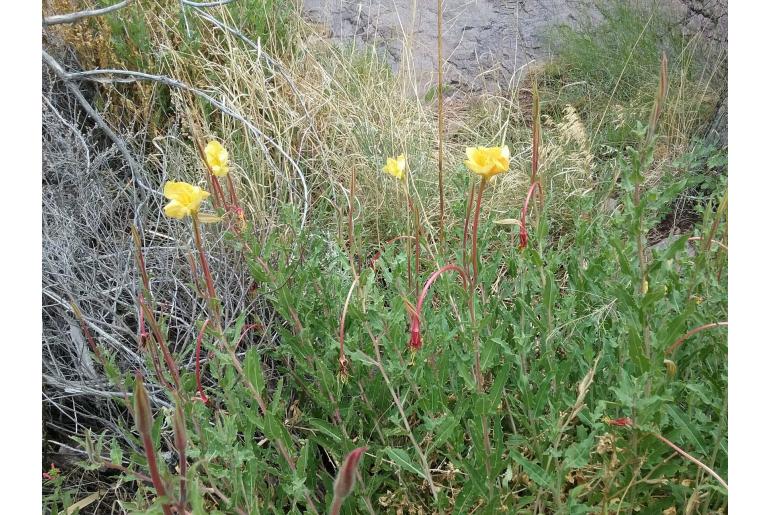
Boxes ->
[164,199,188,219]
[383,157,404,179]
[396,154,406,172]
[162,181,210,218]
[205,140,229,177]
[164,181,188,202]
[211,164,228,177]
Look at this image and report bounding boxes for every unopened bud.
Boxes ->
[519,225,528,250]
[133,372,153,436]
[333,447,367,500]
[408,317,422,350]
[663,359,677,378]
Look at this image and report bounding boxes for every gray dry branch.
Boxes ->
[41,41,270,453]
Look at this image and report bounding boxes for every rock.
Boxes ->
[303,0,604,92]
[303,0,727,142]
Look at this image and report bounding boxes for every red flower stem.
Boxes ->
[531,78,540,184]
[414,203,421,301]
[131,226,151,296]
[470,178,487,285]
[233,323,263,349]
[144,335,173,391]
[172,394,188,512]
[138,294,149,346]
[665,321,727,356]
[225,173,239,209]
[210,175,227,208]
[520,180,543,249]
[462,182,477,276]
[139,296,181,390]
[192,214,222,334]
[416,264,469,314]
[134,373,173,515]
[195,319,211,403]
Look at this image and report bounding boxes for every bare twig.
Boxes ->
[181,0,236,7]
[42,54,309,230]
[652,433,728,490]
[43,0,132,26]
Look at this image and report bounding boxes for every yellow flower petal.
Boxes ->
[164,199,189,219]
[164,181,188,202]
[383,155,405,180]
[205,140,229,177]
[162,181,210,219]
[464,145,510,179]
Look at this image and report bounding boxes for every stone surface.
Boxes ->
[302,0,726,140]
[303,0,603,92]
[302,1,726,86]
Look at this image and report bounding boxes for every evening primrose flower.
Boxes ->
[464,145,510,180]
[383,154,406,180]
[204,140,229,177]
[163,181,210,219]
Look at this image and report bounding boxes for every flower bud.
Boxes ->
[519,225,528,250]
[333,447,367,500]
[408,317,422,350]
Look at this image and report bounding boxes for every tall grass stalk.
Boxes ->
[436,0,446,248]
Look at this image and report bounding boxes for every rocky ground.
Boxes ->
[302,0,726,94]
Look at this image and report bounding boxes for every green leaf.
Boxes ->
[487,364,511,414]
[610,238,633,277]
[563,436,593,469]
[230,314,247,349]
[384,447,426,479]
[263,411,293,451]
[657,305,696,351]
[628,325,650,373]
[480,337,500,371]
[109,438,123,465]
[297,441,310,481]
[429,415,460,452]
[509,448,552,490]
[244,347,266,394]
[308,418,343,443]
[349,349,377,367]
[665,404,706,457]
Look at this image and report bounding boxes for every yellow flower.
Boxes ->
[382,154,406,180]
[464,145,510,180]
[204,140,229,177]
[163,181,210,219]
